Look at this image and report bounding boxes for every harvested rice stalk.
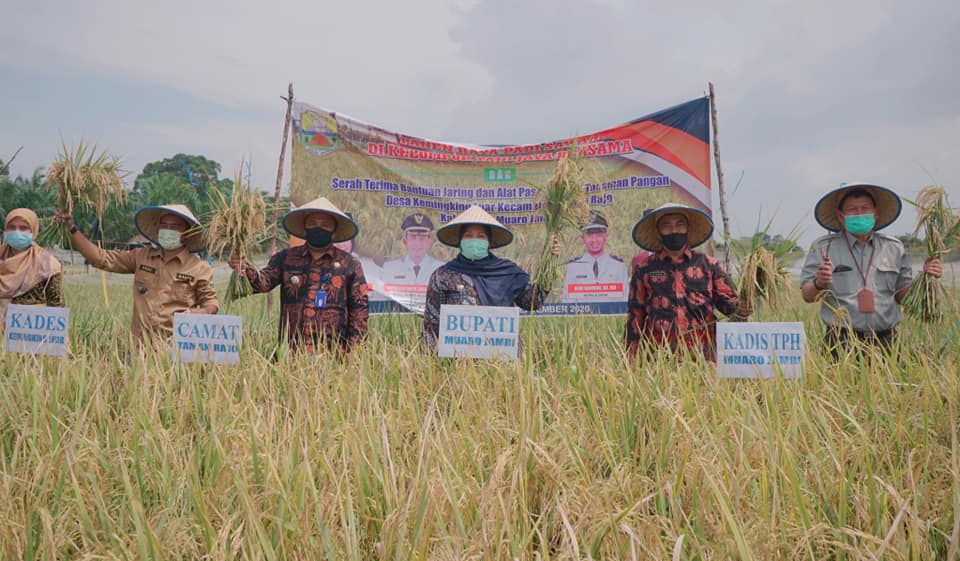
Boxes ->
[531,150,591,291]
[734,216,799,312]
[206,160,269,303]
[902,185,959,322]
[41,139,126,247]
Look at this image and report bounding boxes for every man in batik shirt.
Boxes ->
[625,203,751,361]
[231,198,368,354]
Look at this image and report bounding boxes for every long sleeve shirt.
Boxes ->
[245,244,368,354]
[625,248,739,360]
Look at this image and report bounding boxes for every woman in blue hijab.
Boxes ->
[421,205,558,351]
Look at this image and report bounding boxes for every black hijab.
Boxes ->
[441,253,530,307]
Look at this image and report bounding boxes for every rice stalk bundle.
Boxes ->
[902,185,960,322]
[206,161,268,302]
[734,217,798,311]
[41,139,125,247]
[531,150,591,291]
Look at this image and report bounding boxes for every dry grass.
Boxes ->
[41,139,125,246]
[0,278,958,559]
[206,161,269,302]
[903,186,960,322]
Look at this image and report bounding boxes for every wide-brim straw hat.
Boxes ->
[631,203,714,252]
[135,204,205,252]
[436,205,513,249]
[282,197,358,242]
[814,183,902,232]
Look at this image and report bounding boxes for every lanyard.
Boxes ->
[842,233,876,288]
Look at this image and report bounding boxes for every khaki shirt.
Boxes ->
[92,247,218,342]
[800,231,912,331]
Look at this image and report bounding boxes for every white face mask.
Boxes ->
[157,229,183,250]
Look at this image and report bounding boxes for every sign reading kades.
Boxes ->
[438,304,520,359]
[717,322,805,379]
[3,304,69,357]
[172,313,242,365]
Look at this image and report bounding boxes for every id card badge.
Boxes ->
[857,289,875,313]
[314,290,328,309]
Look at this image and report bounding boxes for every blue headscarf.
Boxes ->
[441,253,530,307]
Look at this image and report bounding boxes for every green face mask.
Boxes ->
[460,238,490,260]
[844,213,875,235]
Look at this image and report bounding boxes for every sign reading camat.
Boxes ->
[4,304,69,357]
[172,313,242,365]
[717,322,805,379]
[438,304,519,359]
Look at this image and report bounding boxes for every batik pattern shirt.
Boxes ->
[245,244,368,353]
[625,248,740,360]
[11,274,65,308]
[421,265,546,350]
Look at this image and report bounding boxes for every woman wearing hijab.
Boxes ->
[421,205,558,351]
[1,208,65,323]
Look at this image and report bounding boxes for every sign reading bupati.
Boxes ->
[172,313,242,365]
[438,304,520,360]
[291,97,713,315]
[3,304,69,356]
[717,322,805,379]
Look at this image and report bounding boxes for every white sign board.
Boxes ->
[438,304,520,359]
[717,322,805,379]
[172,313,242,365]
[4,304,69,357]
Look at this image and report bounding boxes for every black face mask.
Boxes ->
[305,227,333,248]
[661,232,688,251]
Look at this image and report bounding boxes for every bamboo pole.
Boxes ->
[708,82,732,273]
[267,82,294,310]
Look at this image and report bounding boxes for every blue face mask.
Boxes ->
[460,238,490,260]
[844,213,875,235]
[4,231,33,250]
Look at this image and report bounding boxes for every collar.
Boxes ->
[654,247,692,263]
[842,230,874,248]
[147,246,189,263]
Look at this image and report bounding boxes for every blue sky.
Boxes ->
[2,0,958,245]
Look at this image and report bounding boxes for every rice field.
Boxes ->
[1,271,959,560]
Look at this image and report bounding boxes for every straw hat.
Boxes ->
[436,205,513,249]
[282,197,358,242]
[631,203,714,252]
[135,205,205,252]
[814,183,902,232]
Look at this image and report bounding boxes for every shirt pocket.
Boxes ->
[872,262,900,295]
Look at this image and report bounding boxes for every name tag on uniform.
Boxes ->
[314,290,328,308]
[857,289,875,313]
[176,273,194,282]
[138,265,157,274]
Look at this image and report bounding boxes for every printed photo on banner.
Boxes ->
[288,97,714,316]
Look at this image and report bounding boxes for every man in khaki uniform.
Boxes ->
[800,183,943,357]
[57,205,219,343]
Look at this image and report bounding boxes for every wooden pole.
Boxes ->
[708,82,732,273]
[267,82,294,311]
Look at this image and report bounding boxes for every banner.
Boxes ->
[290,97,712,315]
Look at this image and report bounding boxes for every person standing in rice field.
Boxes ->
[421,205,560,352]
[55,205,219,345]
[230,197,369,354]
[625,203,752,361]
[1,208,65,325]
[800,183,943,358]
